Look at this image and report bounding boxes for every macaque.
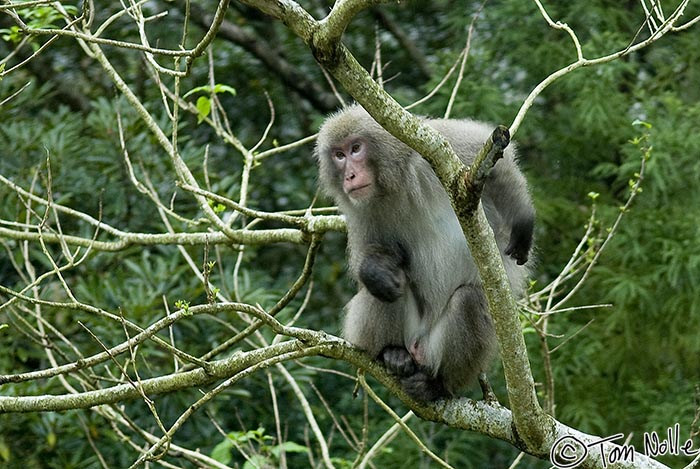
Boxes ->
[315,105,534,401]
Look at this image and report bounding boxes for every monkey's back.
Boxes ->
[426,117,531,295]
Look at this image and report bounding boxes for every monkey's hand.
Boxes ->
[359,243,408,302]
[505,217,534,265]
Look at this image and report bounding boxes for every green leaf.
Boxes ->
[0,438,10,462]
[210,439,233,464]
[0,26,22,44]
[195,96,211,123]
[213,84,237,96]
[183,85,209,98]
[46,431,57,449]
[184,84,236,98]
[274,441,309,455]
[243,455,272,469]
[632,119,652,129]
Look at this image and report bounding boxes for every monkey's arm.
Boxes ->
[358,242,409,302]
[486,157,535,265]
[505,214,534,265]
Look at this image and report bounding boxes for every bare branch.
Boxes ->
[371,9,430,79]
[188,2,339,111]
[359,374,455,469]
[511,0,691,136]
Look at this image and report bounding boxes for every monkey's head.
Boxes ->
[315,105,413,208]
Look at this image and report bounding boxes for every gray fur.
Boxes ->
[315,105,534,400]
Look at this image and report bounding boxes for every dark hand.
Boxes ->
[505,217,534,265]
[359,242,409,302]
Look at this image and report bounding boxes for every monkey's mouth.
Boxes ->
[346,183,372,198]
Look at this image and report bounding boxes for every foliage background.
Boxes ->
[0,1,699,467]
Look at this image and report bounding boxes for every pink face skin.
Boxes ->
[331,137,374,200]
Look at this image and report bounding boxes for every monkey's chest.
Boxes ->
[402,214,475,307]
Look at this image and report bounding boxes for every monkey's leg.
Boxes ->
[342,289,405,358]
[426,283,497,397]
[362,288,449,401]
[344,287,443,400]
[378,285,421,374]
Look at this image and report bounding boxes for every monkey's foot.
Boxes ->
[379,346,416,376]
[400,371,449,402]
[379,346,449,401]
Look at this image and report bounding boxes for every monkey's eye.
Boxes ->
[334,151,346,160]
[351,143,361,154]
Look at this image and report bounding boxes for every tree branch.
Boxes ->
[510,0,692,136]
[0,340,328,413]
[187,1,339,111]
[371,8,430,79]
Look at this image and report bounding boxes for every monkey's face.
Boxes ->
[329,135,375,202]
[316,105,401,208]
